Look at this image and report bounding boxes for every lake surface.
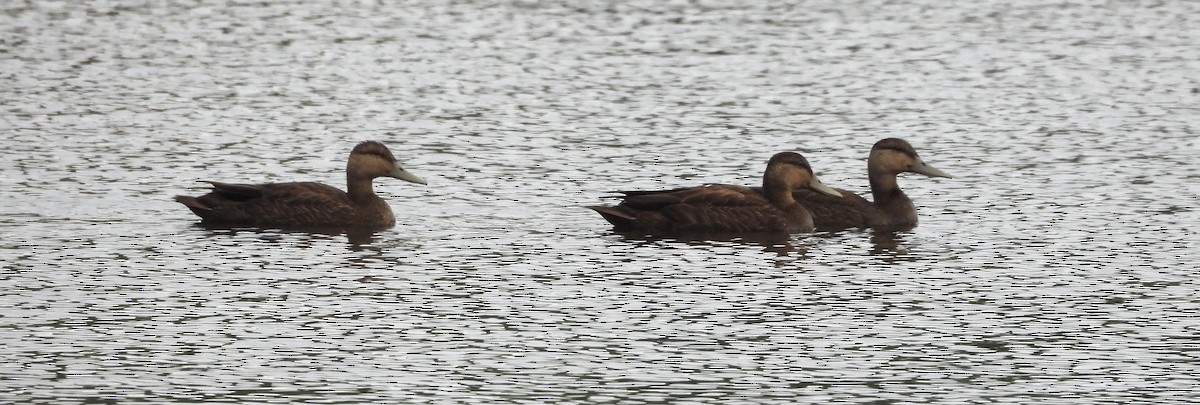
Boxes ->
[2,0,1198,403]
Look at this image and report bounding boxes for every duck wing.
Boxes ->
[617,184,769,209]
[596,184,789,233]
[206,181,265,201]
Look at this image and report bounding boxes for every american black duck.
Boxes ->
[175,141,426,228]
[791,138,951,231]
[589,152,842,234]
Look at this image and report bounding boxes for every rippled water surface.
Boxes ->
[2,0,1198,403]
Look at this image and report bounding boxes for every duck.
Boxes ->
[790,138,951,231]
[588,152,842,234]
[174,141,426,229]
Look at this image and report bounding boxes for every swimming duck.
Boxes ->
[174,141,426,229]
[589,152,842,234]
[792,138,951,231]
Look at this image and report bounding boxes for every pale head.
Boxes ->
[868,138,952,178]
[765,152,842,197]
[347,141,427,185]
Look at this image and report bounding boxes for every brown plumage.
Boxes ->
[588,152,842,234]
[791,138,952,231]
[174,141,427,229]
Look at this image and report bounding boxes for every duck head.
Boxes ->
[764,152,842,197]
[347,141,427,185]
[869,138,952,178]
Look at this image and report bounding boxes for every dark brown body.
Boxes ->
[175,181,397,228]
[174,141,426,229]
[589,152,840,234]
[793,186,917,231]
[591,184,819,234]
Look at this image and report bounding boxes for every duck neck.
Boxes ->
[868,168,904,204]
[868,168,916,224]
[346,175,378,202]
[764,176,814,231]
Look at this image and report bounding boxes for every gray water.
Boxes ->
[2,0,1198,403]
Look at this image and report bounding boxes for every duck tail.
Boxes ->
[174,195,212,215]
[588,205,637,230]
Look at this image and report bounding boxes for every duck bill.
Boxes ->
[389,167,428,185]
[808,176,842,197]
[912,160,952,178]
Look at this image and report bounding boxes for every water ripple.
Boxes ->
[1,0,1198,403]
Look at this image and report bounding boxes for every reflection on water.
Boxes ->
[868,231,908,258]
[610,230,808,264]
[612,230,796,251]
[2,0,1198,403]
[192,224,385,250]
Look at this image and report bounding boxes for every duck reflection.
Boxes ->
[191,223,382,250]
[607,230,807,260]
[867,230,912,260]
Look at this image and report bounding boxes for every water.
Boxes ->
[2,0,1198,403]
